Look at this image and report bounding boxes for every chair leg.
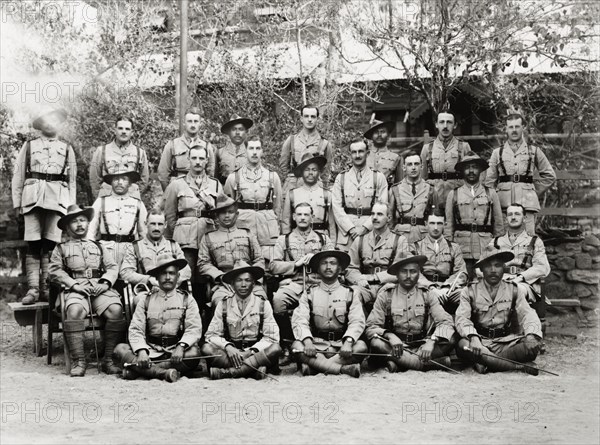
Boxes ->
[47,318,53,365]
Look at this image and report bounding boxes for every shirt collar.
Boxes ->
[319,281,341,292]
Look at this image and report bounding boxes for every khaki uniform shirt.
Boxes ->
[280,184,335,238]
[279,130,333,180]
[88,193,147,240]
[157,135,216,190]
[12,137,77,215]
[215,140,247,183]
[414,235,467,287]
[89,141,149,199]
[484,140,556,212]
[366,144,401,185]
[389,178,436,243]
[445,183,504,260]
[292,281,366,343]
[206,293,279,352]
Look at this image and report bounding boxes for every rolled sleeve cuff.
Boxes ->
[433,325,455,342]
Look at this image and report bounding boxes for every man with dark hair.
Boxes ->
[484,113,556,235]
[364,119,402,186]
[332,140,388,252]
[158,107,216,190]
[12,108,77,304]
[455,247,543,374]
[215,115,253,184]
[89,116,150,199]
[446,152,504,278]
[291,250,366,377]
[420,111,471,209]
[389,151,437,243]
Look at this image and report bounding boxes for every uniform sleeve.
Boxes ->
[425,289,455,340]
[179,295,203,347]
[11,142,27,209]
[388,185,398,227]
[157,140,174,191]
[420,145,429,181]
[100,243,119,286]
[326,192,337,241]
[483,148,499,189]
[454,288,478,338]
[223,173,237,199]
[345,237,364,285]
[291,289,313,341]
[67,145,77,205]
[86,198,102,240]
[252,300,280,351]
[514,283,543,338]
[249,233,265,269]
[272,172,283,217]
[197,234,223,281]
[331,174,353,235]
[128,294,150,353]
[376,235,408,284]
[445,191,455,239]
[205,300,230,349]
[163,182,178,240]
[443,243,468,287]
[490,189,505,237]
[174,242,192,283]
[268,236,296,276]
[206,143,216,178]
[522,238,551,283]
[49,244,77,290]
[119,243,148,286]
[365,289,389,339]
[281,190,292,234]
[322,140,333,184]
[533,148,556,195]
[137,201,148,240]
[88,146,103,200]
[138,149,150,194]
[279,136,293,176]
[343,289,366,342]
[393,155,403,184]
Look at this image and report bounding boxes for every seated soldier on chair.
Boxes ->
[113,254,203,382]
[49,205,127,377]
[202,261,282,380]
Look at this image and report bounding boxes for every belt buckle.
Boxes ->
[510,266,517,275]
[513,173,520,183]
[114,234,122,243]
[356,207,363,217]
[410,215,418,226]
[432,273,439,282]
[405,333,413,343]
[84,268,93,279]
[162,337,169,348]
[471,223,478,232]
[253,202,260,211]
[441,172,448,181]
[488,328,496,338]
[328,332,335,342]
[373,267,381,274]
[196,208,203,218]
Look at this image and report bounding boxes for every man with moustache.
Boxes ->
[485,113,556,235]
[389,151,437,243]
[366,253,456,373]
[346,201,408,315]
[455,248,543,375]
[158,107,217,191]
[331,140,388,252]
[224,136,282,260]
[421,111,471,209]
[445,152,504,278]
[89,116,150,199]
[364,119,402,186]
[12,108,77,304]
[214,115,253,184]
[49,205,126,376]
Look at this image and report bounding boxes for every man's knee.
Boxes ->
[264,343,282,361]
[369,338,389,353]
[66,304,86,320]
[102,303,123,320]
[272,290,297,314]
[184,344,201,358]
[113,343,133,359]
[201,342,219,356]
[353,340,368,354]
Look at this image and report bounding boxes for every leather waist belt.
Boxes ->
[344,207,371,216]
[148,335,180,348]
[454,223,493,233]
[312,222,328,231]
[475,325,510,338]
[170,170,188,177]
[315,330,344,342]
[238,202,273,210]
[178,209,211,218]
[399,215,425,226]
[361,265,385,274]
[397,332,426,342]
[429,171,460,181]
[423,272,449,283]
[101,234,136,242]
[230,339,258,349]
[71,269,103,279]
[498,174,533,184]
[27,172,68,182]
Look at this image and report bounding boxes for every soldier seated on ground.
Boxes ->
[49,205,127,377]
[366,253,456,373]
[291,250,366,378]
[455,248,543,375]
[113,254,203,383]
[202,261,282,380]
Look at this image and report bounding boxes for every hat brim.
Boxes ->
[103,171,141,184]
[308,250,351,271]
[210,199,238,215]
[474,251,515,269]
[363,121,395,140]
[387,255,428,276]
[292,155,327,177]
[454,158,489,172]
[57,207,95,231]
[222,266,265,285]
[32,109,68,131]
[220,118,254,134]
[147,258,190,277]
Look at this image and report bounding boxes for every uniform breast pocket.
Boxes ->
[496,299,512,313]
[21,179,41,206]
[475,302,489,314]
[85,249,102,268]
[312,304,329,324]
[414,304,425,316]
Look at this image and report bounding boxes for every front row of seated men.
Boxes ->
[50,203,543,381]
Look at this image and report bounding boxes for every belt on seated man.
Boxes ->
[230,339,258,349]
[399,215,425,226]
[475,325,510,338]
[423,272,449,283]
[71,268,103,279]
[26,171,69,182]
[147,335,180,348]
[238,201,273,210]
[396,332,426,343]
[178,208,211,218]
[101,234,136,242]
[454,223,493,233]
[314,330,345,342]
[343,207,371,216]
[498,174,534,184]
[429,171,460,181]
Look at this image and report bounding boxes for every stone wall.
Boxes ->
[544,235,600,311]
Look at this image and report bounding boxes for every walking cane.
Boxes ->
[85,294,101,374]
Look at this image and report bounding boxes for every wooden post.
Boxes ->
[178,0,189,134]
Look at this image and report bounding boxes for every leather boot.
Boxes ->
[40,254,50,302]
[340,363,361,378]
[301,354,343,375]
[210,367,233,380]
[211,351,273,379]
[64,320,86,377]
[22,254,41,305]
[102,320,127,374]
[423,356,452,372]
[134,366,179,382]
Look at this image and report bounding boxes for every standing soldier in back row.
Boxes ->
[364,119,402,187]
[215,115,253,185]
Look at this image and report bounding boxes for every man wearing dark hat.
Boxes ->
[346,201,409,316]
[224,136,282,260]
[455,247,543,374]
[197,194,265,307]
[214,115,253,184]
[12,108,77,304]
[389,151,438,243]
[420,111,471,208]
[332,140,388,252]
[445,151,504,278]
[366,253,456,372]
[49,204,126,376]
[280,153,335,238]
[202,261,282,380]
[157,107,216,191]
[364,119,402,186]
[484,113,556,235]
[89,115,150,199]
[88,168,148,267]
[291,250,366,378]
[113,253,203,382]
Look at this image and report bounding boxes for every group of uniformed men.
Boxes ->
[12,105,555,381]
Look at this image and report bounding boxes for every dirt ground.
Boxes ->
[1,300,598,445]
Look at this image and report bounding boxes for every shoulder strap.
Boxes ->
[171,139,177,173]
[284,233,293,261]
[91,240,105,272]
[316,230,325,248]
[169,240,177,259]
[289,135,295,171]
[452,187,462,224]
[371,171,378,208]
[392,184,402,217]
[101,197,111,235]
[358,234,365,262]
[257,297,265,340]
[413,241,420,256]
[101,144,107,175]
[521,235,538,269]
[525,146,535,177]
[59,142,69,175]
[128,200,141,236]
[498,145,507,176]
[340,172,346,209]
[390,234,400,266]
[132,240,145,274]
[384,288,393,330]
[483,186,492,226]
[25,141,32,174]
[493,236,500,250]
[424,184,435,219]
[136,145,141,173]
[179,291,189,334]
[427,142,434,174]
[235,170,241,196]
[222,298,230,340]
[506,282,519,328]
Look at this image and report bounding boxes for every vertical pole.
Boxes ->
[179,0,189,134]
